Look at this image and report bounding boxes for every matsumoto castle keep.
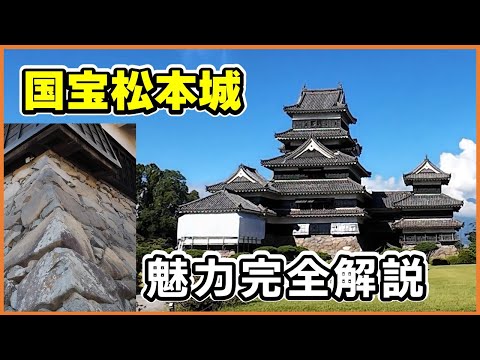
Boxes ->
[177,85,464,254]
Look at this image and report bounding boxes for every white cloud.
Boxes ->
[440,138,476,217]
[362,138,476,217]
[362,175,409,192]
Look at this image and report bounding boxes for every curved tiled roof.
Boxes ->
[207,180,277,193]
[261,138,370,176]
[404,172,451,183]
[274,128,350,141]
[209,178,366,196]
[272,178,365,195]
[370,191,412,209]
[284,89,346,112]
[235,164,268,185]
[206,164,277,193]
[178,190,275,215]
[263,137,351,165]
[392,193,463,209]
[283,87,357,123]
[392,218,464,230]
[370,191,463,210]
[403,158,450,185]
[262,153,358,167]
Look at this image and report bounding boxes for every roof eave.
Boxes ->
[279,189,365,196]
[288,213,366,218]
[355,163,371,177]
[284,107,347,115]
[403,174,451,182]
[343,107,357,124]
[392,221,464,230]
[205,183,224,192]
[261,161,367,169]
[179,208,267,216]
[274,134,350,141]
[394,204,463,209]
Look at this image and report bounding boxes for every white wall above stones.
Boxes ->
[178,213,241,239]
[177,212,266,242]
[4,150,136,312]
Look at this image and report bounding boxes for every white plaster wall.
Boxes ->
[177,213,240,238]
[239,213,266,239]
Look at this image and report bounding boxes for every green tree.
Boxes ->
[381,246,404,254]
[466,222,476,262]
[467,223,476,254]
[135,164,199,292]
[136,163,199,246]
[414,241,438,262]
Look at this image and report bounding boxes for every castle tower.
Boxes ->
[391,157,464,244]
[259,86,371,250]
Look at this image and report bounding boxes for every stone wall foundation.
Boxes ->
[295,235,361,255]
[4,150,136,312]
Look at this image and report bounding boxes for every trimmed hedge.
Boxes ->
[382,246,403,253]
[254,246,279,254]
[254,245,309,260]
[431,258,449,266]
[316,251,332,261]
[277,245,306,261]
[230,252,250,259]
[446,249,476,265]
[414,241,438,254]
[177,296,244,312]
[185,249,206,258]
[457,249,476,264]
[447,255,460,265]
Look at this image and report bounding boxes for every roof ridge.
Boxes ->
[239,163,256,171]
[371,190,412,194]
[285,137,334,161]
[205,181,223,188]
[179,190,224,208]
[222,190,243,208]
[208,163,269,189]
[392,192,414,204]
[178,189,276,216]
[223,191,270,212]
[303,88,340,92]
[273,178,355,182]
[392,192,464,208]
[284,87,346,111]
[405,157,449,176]
[392,218,464,229]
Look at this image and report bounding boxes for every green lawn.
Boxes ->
[221,264,476,312]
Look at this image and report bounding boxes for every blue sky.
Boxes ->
[4,49,476,196]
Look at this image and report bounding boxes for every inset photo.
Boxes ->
[4,123,136,312]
